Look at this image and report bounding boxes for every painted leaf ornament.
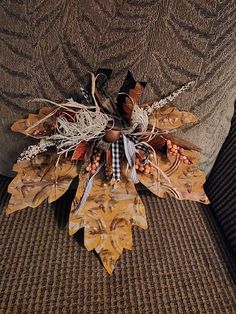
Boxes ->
[138,150,209,204]
[7,153,78,214]
[5,69,209,273]
[11,106,56,138]
[149,104,197,130]
[69,169,147,274]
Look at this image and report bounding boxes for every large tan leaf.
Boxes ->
[138,151,209,204]
[149,105,197,130]
[11,106,56,138]
[69,167,147,274]
[7,153,78,214]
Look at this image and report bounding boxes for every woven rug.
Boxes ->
[0,176,236,313]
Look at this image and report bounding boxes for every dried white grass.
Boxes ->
[146,81,195,115]
[18,138,55,161]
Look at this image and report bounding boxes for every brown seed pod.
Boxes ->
[104,129,121,143]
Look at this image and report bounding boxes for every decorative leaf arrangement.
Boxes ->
[6,69,209,274]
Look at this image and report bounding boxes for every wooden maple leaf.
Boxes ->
[11,106,56,138]
[7,153,78,214]
[149,105,197,130]
[138,151,209,204]
[69,167,147,274]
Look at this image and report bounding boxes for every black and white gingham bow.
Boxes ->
[111,139,123,181]
[110,135,149,181]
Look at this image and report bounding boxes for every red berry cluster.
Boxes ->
[135,153,154,174]
[86,149,102,174]
[167,140,191,165]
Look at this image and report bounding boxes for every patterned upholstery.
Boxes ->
[0,0,236,176]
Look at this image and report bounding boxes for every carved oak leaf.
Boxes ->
[7,153,78,214]
[11,106,56,138]
[149,105,197,130]
[139,151,209,204]
[69,168,147,274]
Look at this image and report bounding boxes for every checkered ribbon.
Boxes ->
[126,135,149,155]
[110,135,138,181]
[110,135,149,181]
[123,135,139,184]
[125,134,139,144]
[111,139,123,180]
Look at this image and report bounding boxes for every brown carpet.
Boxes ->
[0,176,236,313]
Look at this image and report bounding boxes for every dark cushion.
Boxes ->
[206,104,236,258]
